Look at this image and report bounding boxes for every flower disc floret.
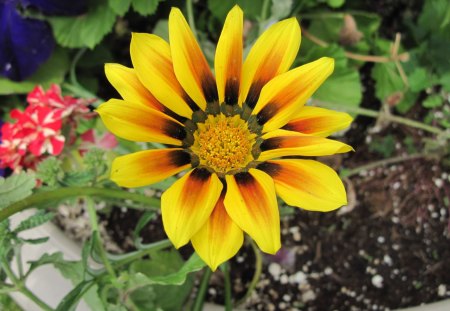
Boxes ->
[191,114,256,174]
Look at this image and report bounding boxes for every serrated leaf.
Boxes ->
[13,211,54,233]
[62,171,96,187]
[36,157,63,187]
[395,91,418,114]
[131,0,161,16]
[408,67,432,92]
[371,62,404,102]
[108,0,131,15]
[0,173,36,209]
[48,0,117,49]
[0,48,69,95]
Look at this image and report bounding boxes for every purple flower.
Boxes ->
[0,0,86,81]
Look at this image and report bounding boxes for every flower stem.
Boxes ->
[221,262,232,311]
[313,100,450,138]
[192,268,212,311]
[235,239,263,307]
[342,153,429,178]
[186,0,198,40]
[261,0,270,21]
[0,187,160,223]
[85,197,117,281]
[0,258,54,311]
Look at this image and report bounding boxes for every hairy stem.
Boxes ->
[0,258,54,311]
[0,187,160,223]
[85,197,117,281]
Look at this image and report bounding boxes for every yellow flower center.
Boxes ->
[191,114,256,174]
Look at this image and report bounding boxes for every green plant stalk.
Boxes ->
[261,0,270,21]
[235,239,263,307]
[0,187,160,223]
[0,258,54,311]
[342,153,428,178]
[191,268,212,311]
[186,0,197,39]
[222,262,232,311]
[314,100,450,137]
[85,197,117,281]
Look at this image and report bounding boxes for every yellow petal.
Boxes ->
[130,32,195,118]
[191,193,244,271]
[252,58,335,132]
[169,8,217,110]
[111,149,191,188]
[215,5,243,105]
[259,129,353,161]
[97,99,186,145]
[239,18,301,108]
[224,169,280,254]
[283,106,353,137]
[258,159,347,211]
[104,63,165,112]
[161,168,223,248]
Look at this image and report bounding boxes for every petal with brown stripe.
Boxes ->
[96,99,186,145]
[252,57,335,132]
[161,168,223,248]
[259,129,353,161]
[215,5,243,105]
[283,106,353,137]
[111,148,191,188]
[239,18,301,108]
[169,8,218,109]
[130,33,196,118]
[191,192,244,271]
[258,160,347,211]
[224,169,280,254]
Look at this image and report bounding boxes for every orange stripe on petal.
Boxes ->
[97,99,186,145]
[105,63,165,112]
[283,106,353,137]
[191,192,244,271]
[161,168,223,248]
[252,58,334,132]
[224,169,280,254]
[258,160,347,211]
[111,149,191,188]
[259,129,353,161]
[130,33,195,118]
[215,5,243,105]
[169,8,217,109]
[239,18,301,108]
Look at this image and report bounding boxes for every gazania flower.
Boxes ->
[98,6,353,270]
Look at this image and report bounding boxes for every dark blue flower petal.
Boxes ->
[0,1,55,81]
[22,0,87,16]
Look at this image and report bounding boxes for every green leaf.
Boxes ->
[13,211,54,233]
[408,67,432,92]
[0,48,69,95]
[56,280,94,311]
[423,95,443,108]
[314,67,362,109]
[108,0,131,15]
[395,91,418,114]
[129,251,201,311]
[368,135,396,157]
[327,0,345,8]
[48,0,117,49]
[270,0,293,20]
[0,173,36,209]
[371,62,404,102]
[62,171,96,187]
[439,72,450,92]
[307,17,343,43]
[36,157,63,187]
[418,0,450,33]
[152,20,169,41]
[131,0,161,16]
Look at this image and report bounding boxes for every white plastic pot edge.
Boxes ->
[8,209,449,311]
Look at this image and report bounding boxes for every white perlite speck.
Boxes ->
[268,263,281,279]
[438,284,447,297]
[372,275,384,288]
